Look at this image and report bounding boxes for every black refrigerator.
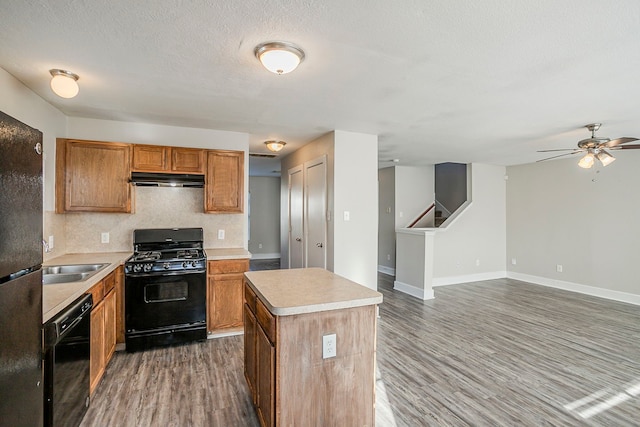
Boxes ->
[0,111,44,426]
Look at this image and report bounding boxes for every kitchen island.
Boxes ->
[243,268,383,427]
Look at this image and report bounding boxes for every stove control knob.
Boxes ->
[182,261,188,269]
[163,262,170,270]
[143,263,153,272]
[133,264,142,273]
[191,261,198,268]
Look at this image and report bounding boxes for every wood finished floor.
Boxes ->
[80,275,640,426]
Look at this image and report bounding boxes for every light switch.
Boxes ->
[343,211,350,221]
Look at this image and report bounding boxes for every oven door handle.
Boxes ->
[126,269,207,278]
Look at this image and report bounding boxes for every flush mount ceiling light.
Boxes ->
[254,41,305,75]
[49,69,79,98]
[264,140,286,152]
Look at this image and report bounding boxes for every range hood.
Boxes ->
[130,172,205,188]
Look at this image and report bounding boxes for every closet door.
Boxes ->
[304,157,327,269]
[288,166,304,269]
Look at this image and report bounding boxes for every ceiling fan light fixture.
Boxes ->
[255,41,305,75]
[596,149,616,166]
[49,69,79,98]
[578,152,595,169]
[264,140,286,152]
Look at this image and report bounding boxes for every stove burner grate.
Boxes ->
[134,251,161,262]
[176,249,200,259]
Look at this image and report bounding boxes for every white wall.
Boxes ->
[378,167,395,272]
[333,130,378,290]
[395,165,434,227]
[506,153,640,299]
[249,176,281,258]
[432,164,506,284]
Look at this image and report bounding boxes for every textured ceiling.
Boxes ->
[1,0,639,175]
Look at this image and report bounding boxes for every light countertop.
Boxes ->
[43,248,252,323]
[244,268,383,316]
[205,248,251,260]
[42,252,131,323]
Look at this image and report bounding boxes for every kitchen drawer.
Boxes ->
[244,282,256,313]
[87,280,105,304]
[256,298,276,343]
[208,259,249,275]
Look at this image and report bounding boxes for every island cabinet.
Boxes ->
[205,150,244,213]
[207,259,250,334]
[88,267,121,395]
[243,268,383,427]
[131,144,205,174]
[56,138,132,213]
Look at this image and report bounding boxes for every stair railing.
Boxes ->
[407,202,435,228]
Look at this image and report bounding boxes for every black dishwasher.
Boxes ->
[43,293,93,427]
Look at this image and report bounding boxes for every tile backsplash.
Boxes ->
[50,187,245,254]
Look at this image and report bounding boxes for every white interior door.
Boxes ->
[288,166,304,269]
[304,157,327,269]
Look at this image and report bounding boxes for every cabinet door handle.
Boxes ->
[316,243,323,248]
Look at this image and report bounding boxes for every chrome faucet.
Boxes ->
[42,239,50,253]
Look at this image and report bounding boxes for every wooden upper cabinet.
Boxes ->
[56,139,131,213]
[172,147,205,173]
[205,150,244,213]
[132,145,205,174]
[131,144,169,172]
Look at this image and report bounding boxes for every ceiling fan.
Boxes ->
[537,124,639,168]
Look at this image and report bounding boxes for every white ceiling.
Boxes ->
[2,0,639,175]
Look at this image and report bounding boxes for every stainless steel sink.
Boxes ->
[42,263,107,285]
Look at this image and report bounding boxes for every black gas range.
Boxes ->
[124,228,207,352]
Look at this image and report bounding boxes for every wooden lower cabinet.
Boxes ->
[207,259,249,334]
[256,325,275,427]
[245,282,276,427]
[89,269,119,395]
[104,288,116,362]
[243,279,377,426]
[89,299,105,394]
[243,304,257,402]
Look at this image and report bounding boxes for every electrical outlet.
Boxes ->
[511,258,517,265]
[101,232,109,244]
[218,229,225,240]
[476,259,480,267]
[258,243,263,249]
[322,333,336,359]
[48,235,54,250]
[387,254,391,261]
[556,264,563,273]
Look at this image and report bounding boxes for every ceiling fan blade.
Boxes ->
[536,151,582,162]
[605,137,639,147]
[616,144,640,150]
[536,148,580,152]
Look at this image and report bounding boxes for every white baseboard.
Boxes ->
[250,253,281,260]
[507,272,640,306]
[377,265,396,276]
[432,271,507,287]
[393,280,435,300]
